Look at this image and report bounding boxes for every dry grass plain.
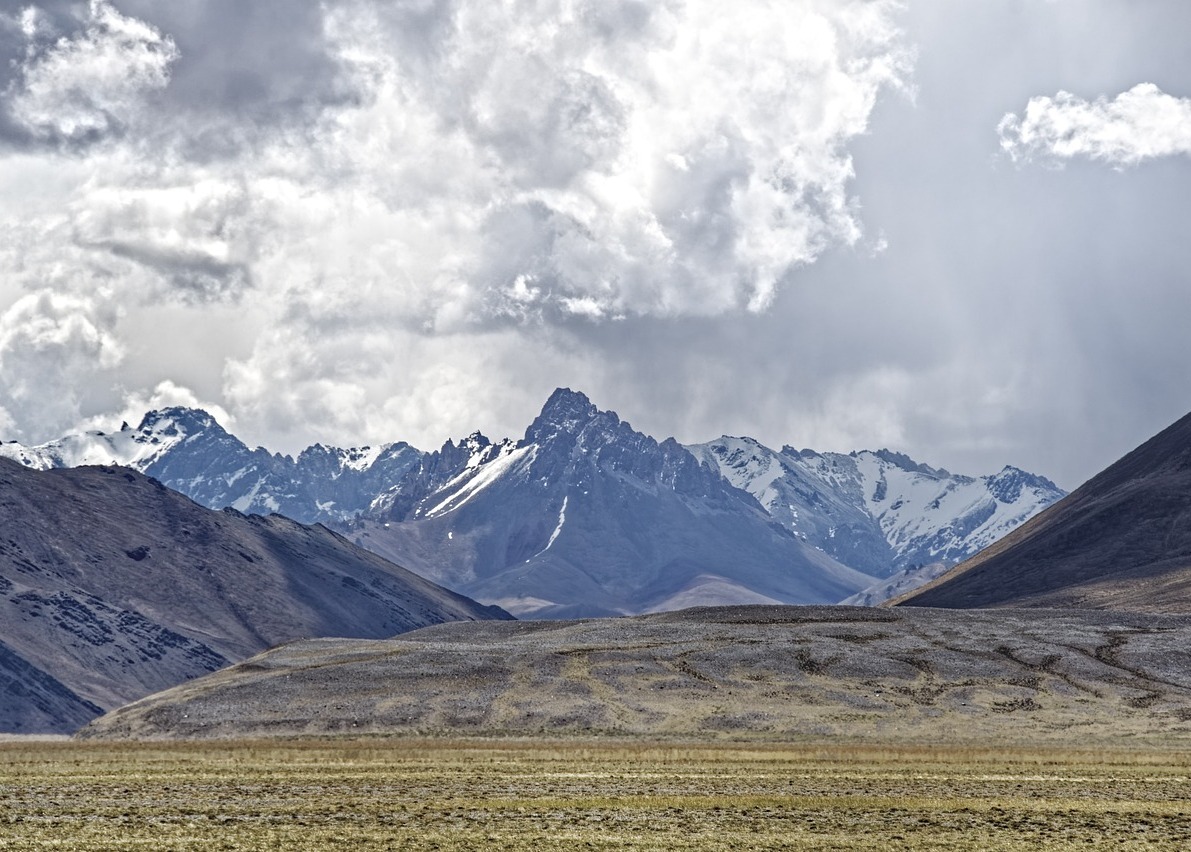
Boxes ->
[2,738,1190,850]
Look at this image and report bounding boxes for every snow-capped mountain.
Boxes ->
[896,406,1191,613]
[0,388,1065,614]
[1,408,423,523]
[349,389,874,616]
[690,437,1065,580]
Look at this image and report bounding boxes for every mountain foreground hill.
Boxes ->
[81,605,1191,744]
[0,458,509,734]
[896,410,1191,612]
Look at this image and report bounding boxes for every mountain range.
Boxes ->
[0,458,507,733]
[1,388,1065,616]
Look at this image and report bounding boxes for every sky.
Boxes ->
[0,0,1189,490]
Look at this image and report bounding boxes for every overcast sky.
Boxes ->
[1,0,1189,489]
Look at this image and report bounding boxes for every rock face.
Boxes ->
[896,410,1191,612]
[0,458,510,734]
[1,389,1065,615]
[80,605,1191,744]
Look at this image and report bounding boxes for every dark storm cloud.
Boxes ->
[101,241,252,303]
[702,0,1191,489]
[111,0,356,145]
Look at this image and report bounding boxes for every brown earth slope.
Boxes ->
[81,605,1191,745]
[894,410,1191,612]
[0,459,509,733]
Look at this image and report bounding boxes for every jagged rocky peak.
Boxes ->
[370,431,507,516]
[862,448,947,478]
[779,445,823,461]
[459,431,493,453]
[524,387,612,444]
[135,406,223,437]
[705,435,771,465]
[296,440,404,472]
[986,465,1059,504]
[434,431,503,469]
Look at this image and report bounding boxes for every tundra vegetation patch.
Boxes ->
[1,739,1190,850]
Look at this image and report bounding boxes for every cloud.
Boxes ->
[0,0,913,446]
[316,0,911,322]
[71,175,256,303]
[998,83,1191,167]
[4,0,911,320]
[90,379,233,433]
[220,319,585,453]
[113,0,356,154]
[0,290,123,441]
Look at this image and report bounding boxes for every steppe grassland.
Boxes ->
[1,739,1189,850]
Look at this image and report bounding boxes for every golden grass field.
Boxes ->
[2,738,1190,850]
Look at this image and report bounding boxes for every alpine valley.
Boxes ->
[1,388,1064,617]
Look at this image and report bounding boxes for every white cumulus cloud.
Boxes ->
[0,0,911,447]
[998,83,1191,167]
[307,0,912,323]
[0,290,124,441]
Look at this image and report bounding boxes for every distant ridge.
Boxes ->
[896,409,1191,612]
[690,436,1062,582]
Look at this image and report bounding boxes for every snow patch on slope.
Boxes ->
[423,443,536,518]
[798,450,1061,567]
[543,495,568,552]
[340,444,388,472]
[696,436,788,507]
